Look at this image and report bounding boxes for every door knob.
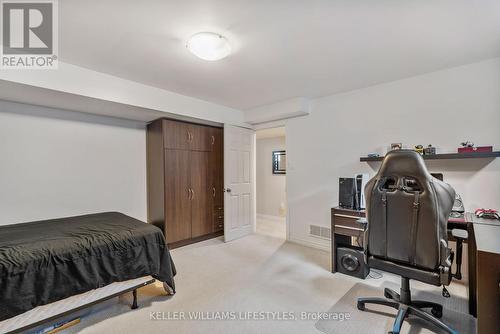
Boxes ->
[224,188,231,193]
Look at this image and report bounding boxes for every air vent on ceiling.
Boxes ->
[309,224,331,240]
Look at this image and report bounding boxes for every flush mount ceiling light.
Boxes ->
[186,32,231,61]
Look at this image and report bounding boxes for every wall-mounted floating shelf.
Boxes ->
[360,151,500,162]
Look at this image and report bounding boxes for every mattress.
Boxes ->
[0,212,176,321]
[0,276,162,334]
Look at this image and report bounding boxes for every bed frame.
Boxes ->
[5,278,156,334]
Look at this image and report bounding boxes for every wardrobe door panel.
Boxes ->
[208,129,224,199]
[208,127,217,152]
[189,124,211,152]
[165,149,192,243]
[163,119,191,150]
[191,151,212,237]
[208,127,224,231]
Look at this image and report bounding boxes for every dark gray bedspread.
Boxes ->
[0,212,176,321]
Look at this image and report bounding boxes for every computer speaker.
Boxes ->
[336,246,369,279]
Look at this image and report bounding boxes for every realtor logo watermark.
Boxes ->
[1,0,58,69]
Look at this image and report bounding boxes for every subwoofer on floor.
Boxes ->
[336,246,369,279]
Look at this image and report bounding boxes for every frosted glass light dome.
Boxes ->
[186,32,231,61]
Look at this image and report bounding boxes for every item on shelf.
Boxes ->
[474,208,500,220]
[424,144,436,155]
[458,145,493,153]
[367,153,380,158]
[461,141,474,148]
[414,145,424,155]
[390,143,402,151]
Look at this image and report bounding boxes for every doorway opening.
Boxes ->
[255,126,286,239]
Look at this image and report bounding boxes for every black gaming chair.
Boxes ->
[357,150,457,334]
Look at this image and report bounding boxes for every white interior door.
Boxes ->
[224,125,256,242]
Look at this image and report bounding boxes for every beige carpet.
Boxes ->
[315,282,476,334]
[60,231,469,334]
[256,216,286,239]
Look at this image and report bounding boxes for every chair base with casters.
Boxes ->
[357,277,458,334]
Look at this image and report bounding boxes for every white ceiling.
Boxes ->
[60,0,500,110]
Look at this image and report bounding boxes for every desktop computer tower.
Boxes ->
[339,178,355,209]
[339,174,370,210]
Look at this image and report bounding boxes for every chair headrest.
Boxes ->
[377,150,431,180]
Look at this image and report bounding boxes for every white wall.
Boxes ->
[286,58,500,250]
[256,136,286,218]
[0,100,147,225]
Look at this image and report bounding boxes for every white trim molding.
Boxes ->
[244,97,310,125]
[288,235,331,252]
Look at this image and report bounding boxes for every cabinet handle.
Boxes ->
[211,135,215,145]
[191,189,195,200]
[187,131,190,142]
[212,187,216,197]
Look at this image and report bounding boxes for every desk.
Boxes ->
[467,217,500,334]
[331,206,500,329]
[331,207,366,273]
[329,207,464,272]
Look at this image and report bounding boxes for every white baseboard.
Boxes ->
[257,214,285,223]
[288,235,330,252]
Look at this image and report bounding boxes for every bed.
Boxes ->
[0,212,176,332]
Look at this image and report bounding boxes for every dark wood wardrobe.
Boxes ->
[147,118,224,248]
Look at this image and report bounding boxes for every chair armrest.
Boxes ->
[439,239,453,285]
[440,239,453,267]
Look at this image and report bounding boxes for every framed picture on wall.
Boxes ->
[272,150,286,174]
